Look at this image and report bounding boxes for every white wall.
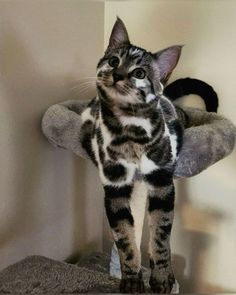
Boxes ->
[0,0,104,270]
[105,1,236,292]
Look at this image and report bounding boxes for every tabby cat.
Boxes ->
[81,18,190,293]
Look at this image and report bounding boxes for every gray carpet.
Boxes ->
[0,252,182,293]
[0,254,120,293]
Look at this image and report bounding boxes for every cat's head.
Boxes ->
[96,17,182,105]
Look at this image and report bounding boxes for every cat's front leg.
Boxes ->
[101,161,145,293]
[147,181,175,293]
[141,157,175,293]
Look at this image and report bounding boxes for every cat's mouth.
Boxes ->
[97,78,129,95]
[112,83,130,95]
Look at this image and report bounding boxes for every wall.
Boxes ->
[104,0,236,292]
[0,0,104,270]
[1,0,235,291]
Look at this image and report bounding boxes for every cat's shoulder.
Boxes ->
[159,95,178,122]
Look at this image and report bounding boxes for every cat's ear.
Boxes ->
[107,17,130,50]
[154,45,183,84]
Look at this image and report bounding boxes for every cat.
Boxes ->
[80,17,215,293]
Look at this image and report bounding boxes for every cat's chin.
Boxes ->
[96,78,142,105]
[107,87,139,105]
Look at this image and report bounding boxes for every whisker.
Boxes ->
[72,87,95,98]
[73,83,95,92]
[71,81,96,91]
[73,77,97,81]
[71,83,96,95]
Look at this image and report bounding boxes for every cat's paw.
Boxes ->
[120,277,145,293]
[149,273,175,293]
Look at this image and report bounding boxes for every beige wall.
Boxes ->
[1,0,236,292]
[105,0,236,292]
[0,0,104,270]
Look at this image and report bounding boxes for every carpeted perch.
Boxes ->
[41,99,236,178]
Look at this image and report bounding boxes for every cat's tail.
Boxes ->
[164,77,219,113]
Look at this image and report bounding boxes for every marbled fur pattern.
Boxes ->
[81,18,184,293]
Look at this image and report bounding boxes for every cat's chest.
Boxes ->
[100,115,174,164]
[81,104,178,165]
[119,115,153,138]
[112,141,145,163]
[112,116,152,162]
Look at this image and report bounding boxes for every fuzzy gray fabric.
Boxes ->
[0,253,159,293]
[0,254,120,293]
[41,99,236,178]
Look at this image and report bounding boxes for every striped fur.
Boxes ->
[81,18,184,293]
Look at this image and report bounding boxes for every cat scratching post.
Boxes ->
[41,99,235,293]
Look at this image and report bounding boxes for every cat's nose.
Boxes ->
[113,73,124,84]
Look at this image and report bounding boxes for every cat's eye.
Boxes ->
[108,56,120,68]
[132,68,146,79]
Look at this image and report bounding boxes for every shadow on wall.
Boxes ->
[173,178,234,293]
[0,24,94,264]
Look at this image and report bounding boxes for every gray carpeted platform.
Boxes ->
[0,254,120,293]
[41,100,236,178]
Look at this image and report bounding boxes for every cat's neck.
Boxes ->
[97,86,160,119]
